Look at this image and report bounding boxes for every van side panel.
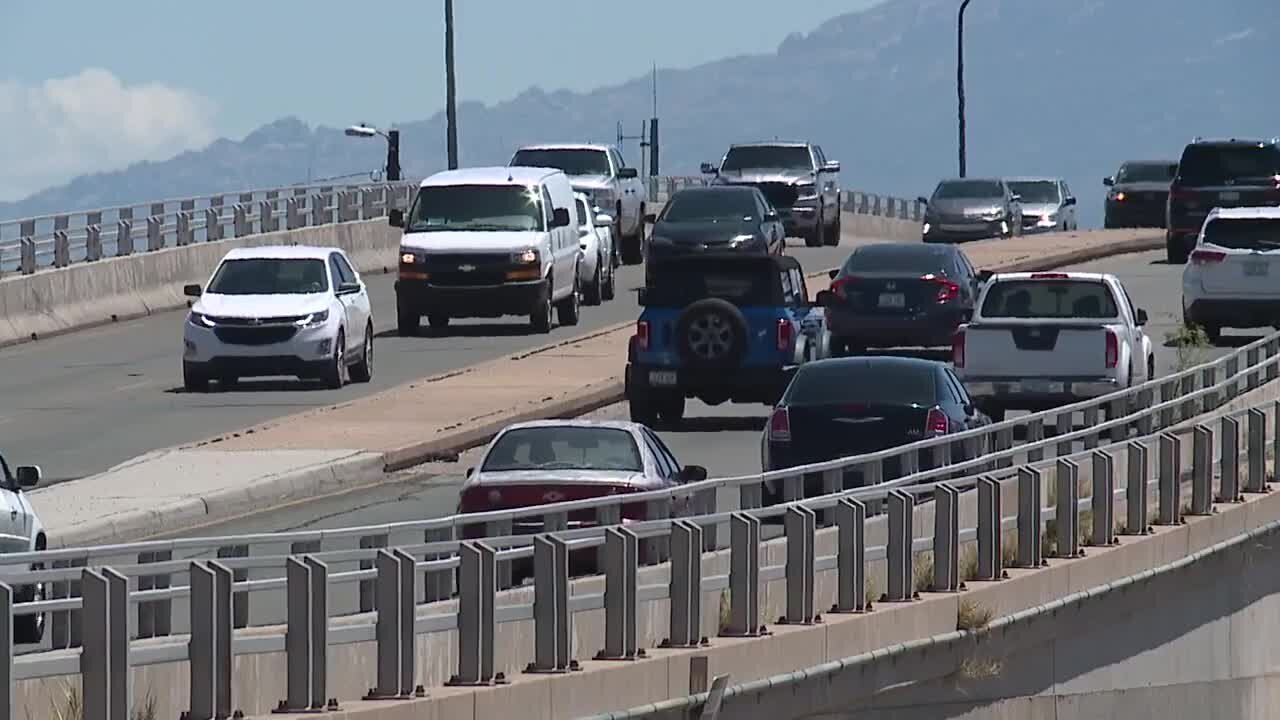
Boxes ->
[543,173,580,300]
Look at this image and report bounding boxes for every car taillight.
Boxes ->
[931,277,961,303]
[925,406,949,436]
[635,320,650,351]
[1190,249,1227,264]
[1169,189,1199,206]
[1029,272,1069,279]
[769,406,791,442]
[952,328,966,368]
[1104,329,1119,369]
[776,318,792,351]
[830,275,857,299]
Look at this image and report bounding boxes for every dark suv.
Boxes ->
[625,254,829,427]
[1166,138,1280,263]
[701,142,842,248]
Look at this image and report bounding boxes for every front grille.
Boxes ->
[429,271,509,286]
[754,183,799,209]
[213,326,300,345]
[207,315,307,325]
[423,252,511,270]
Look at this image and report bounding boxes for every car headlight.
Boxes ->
[300,309,329,328]
[729,234,759,247]
[188,311,215,328]
[795,182,818,199]
[592,188,615,204]
[982,210,1006,221]
[400,251,422,264]
[512,248,539,264]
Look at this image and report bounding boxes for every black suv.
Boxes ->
[1166,138,1280,263]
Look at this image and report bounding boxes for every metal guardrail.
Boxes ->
[0,343,1274,718]
[0,177,924,276]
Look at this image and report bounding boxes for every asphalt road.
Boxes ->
[0,239,856,481]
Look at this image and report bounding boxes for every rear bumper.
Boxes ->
[1106,202,1166,228]
[395,278,544,319]
[1185,299,1280,329]
[626,362,792,404]
[962,376,1120,411]
[827,307,966,348]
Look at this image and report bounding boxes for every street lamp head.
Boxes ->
[345,125,378,138]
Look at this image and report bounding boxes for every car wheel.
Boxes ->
[805,211,823,248]
[396,304,419,336]
[183,362,209,393]
[823,209,841,246]
[350,323,374,383]
[584,257,603,306]
[980,403,1006,423]
[14,572,45,645]
[1148,356,1156,381]
[530,279,553,333]
[557,272,581,326]
[602,255,616,301]
[427,313,449,331]
[655,392,686,429]
[1204,324,1222,344]
[1166,234,1189,264]
[321,329,347,389]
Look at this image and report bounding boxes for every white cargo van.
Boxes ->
[389,167,582,335]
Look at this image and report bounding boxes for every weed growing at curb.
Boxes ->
[960,547,979,582]
[956,598,994,631]
[1165,323,1211,372]
[958,655,1004,681]
[913,552,935,593]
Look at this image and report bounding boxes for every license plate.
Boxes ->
[1220,191,1241,201]
[1245,260,1269,277]
[1024,380,1064,394]
[878,293,906,309]
[648,370,678,387]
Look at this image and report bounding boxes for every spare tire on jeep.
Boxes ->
[675,298,749,368]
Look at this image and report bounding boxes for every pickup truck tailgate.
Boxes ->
[961,321,1113,377]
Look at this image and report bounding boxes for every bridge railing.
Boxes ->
[0,178,924,276]
[0,355,1273,717]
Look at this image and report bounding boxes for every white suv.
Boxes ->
[182,245,374,391]
[0,457,47,644]
[1182,206,1280,343]
[574,191,616,305]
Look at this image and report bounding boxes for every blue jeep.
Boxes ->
[626,254,829,427]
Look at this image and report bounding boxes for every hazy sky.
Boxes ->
[0,0,884,200]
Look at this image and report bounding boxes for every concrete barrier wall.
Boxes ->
[0,210,919,349]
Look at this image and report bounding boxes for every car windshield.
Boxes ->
[481,426,643,472]
[1178,145,1280,185]
[662,190,757,222]
[1202,218,1280,251]
[511,148,611,176]
[1116,163,1177,183]
[721,146,811,171]
[981,279,1119,319]
[784,361,937,406]
[207,258,329,295]
[933,180,1003,200]
[842,245,952,275]
[1007,181,1060,204]
[644,264,779,307]
[407,185,544,232]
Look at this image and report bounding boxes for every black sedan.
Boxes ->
[645,186,786,262]
[816,243,985,356]
[761,356,991,504]
[1103,160,1178,229]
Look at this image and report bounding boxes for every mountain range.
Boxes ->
[3,0,1276,227]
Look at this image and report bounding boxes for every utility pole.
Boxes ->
[649,63,659,177]
[445,0,459,170]
[385,129,402,181]
[957,0,972,178]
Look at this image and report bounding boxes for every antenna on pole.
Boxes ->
[649,62,660,177]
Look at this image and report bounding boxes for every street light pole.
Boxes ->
[957,0,972,178]
[444,0,459,170]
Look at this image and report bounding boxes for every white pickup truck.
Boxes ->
[953,271,1155,421]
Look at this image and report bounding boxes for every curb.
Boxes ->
[997,234,1164,273]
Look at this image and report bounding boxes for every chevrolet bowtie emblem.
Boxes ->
[458,264,476,272]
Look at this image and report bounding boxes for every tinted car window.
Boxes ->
[645,264,779,306]
[208,258,329,295]
[1178,145,1280,185]
[721,145,811,171]
[783,361,938,407]
[1007,181,1061,204]
[482,427,643,472]
[1202,218,1280,251]
[980,280,1119,319]
[662,189,758,222]
[933,180,1004,199]
[510,148,611,176]
[1117,163,1177,183]
[409,185,544,232]
[842,245,954,275]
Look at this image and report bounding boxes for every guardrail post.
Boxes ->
[1108,398,1127,443]
[449,542,501,686]
[423,527,454,602]
[1190,424,1215,515]
[116,217,134,256]
[665,520,705,647]
[722,513,764,636]
[994,427,1013,469]
[783,506,817,624]
[528,535,573,673]
[188,561,233,719]
[1026,417,1045,463]
[1247,408,1270,494]
[359,534,388,612]
[283,557,312,711]
[1158,432,1184,526]
[137,550,172,638]
[1220,416,1242,503]
[1268,340,1280,382]
[1082,407,1100,450]
[541,510,568,533]
[1159,380,1177,429]
[933,484,960,592]
[211,561,234,717]
[1180,372,1199,421]
[233,204,250,237]
[1136,387,1156,436]
[368,551,403,698]
[739,481,763,511]
[1055,412,1072,457]
[1055,459,1081,558]
[781,472,803,503]
[1126,441,1151,535]
[85,224,102,261]
[861,461,884,515]
[927,443,948,474]
[361,188,377,219]
[311,193,331,226]
[1225,356,1240,401]
[53,230,70,267]
[976,477,1003,581]
[1091,451,1116,547]
[1017,467,1044,568]
[643,499,670,564]
[596,527,640,660]
[286,198,304,230]
[260,200,277,233]
[832,499,867,613]
[81,569,112,720]
[19,238,35,275]
[886,490,915,602]
[146,216,162,252]
[206,205,224,242]
[177,211,194,246]
[1274,401,1280,487]
[306,556,330,708]
[1247,347,1261,390]
[49,556,86,650]
[696,488,718,549]
[217,544,249,628]
[0,583,10,720]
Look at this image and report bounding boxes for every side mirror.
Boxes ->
[465,467,474,477]
[827,269,839,279]
[764,210,779,221]
[823,160,841,173]
[963,403,976,417]
[595,212,614,227]
[1136,308,1148,326]
[618,167,639,179]
[388,208,405,228]
[1103,177,1115,187]
[700,162,717,175]
[977,269,994,283]
[15,465,40,489]
[1063,196,1077,207]
[814,289,837,307]
[917,196,929,206]
[678,465,708,484]
[551,207,571,228]
[183,284,202,297]
[580,241,589,250]
[337,281,361,295]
